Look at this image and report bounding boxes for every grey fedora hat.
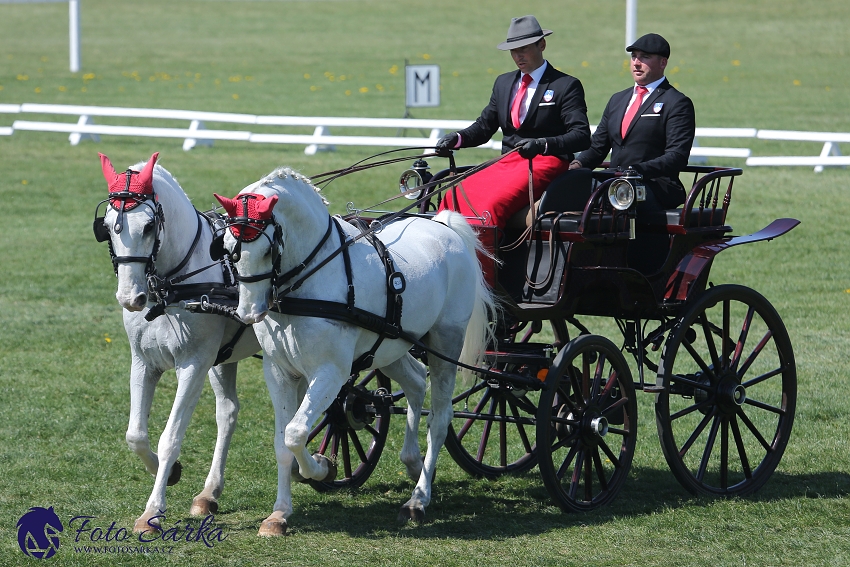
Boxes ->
[497,15,552,50]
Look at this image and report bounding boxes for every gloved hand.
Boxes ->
[435,132,459,156]
[517,138,547,158]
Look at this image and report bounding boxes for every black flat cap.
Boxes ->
[626,33,670,58]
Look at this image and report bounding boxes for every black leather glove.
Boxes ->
[435,132,459,156]
[517,138,546,159]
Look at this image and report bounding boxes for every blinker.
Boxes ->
[209,233,226,261]
[93,217,110,242]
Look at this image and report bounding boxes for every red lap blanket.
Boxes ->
[438,152,570,228]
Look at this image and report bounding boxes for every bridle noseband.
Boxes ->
[93,168,165,276]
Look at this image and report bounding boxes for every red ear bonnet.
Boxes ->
[100,152,159,210]
[215,192,278,241]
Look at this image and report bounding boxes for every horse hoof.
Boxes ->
[167,460,182,486]
[314,454,338,482]
[190,496,218,516]
[290,459,307,483]
[397,506,427,524]
[133,516,161,535]
[258,518,288,537]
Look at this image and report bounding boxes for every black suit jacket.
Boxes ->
[457,62,591,158]
[578,78,695,208]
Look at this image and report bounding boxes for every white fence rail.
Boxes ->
[2,103,846,170]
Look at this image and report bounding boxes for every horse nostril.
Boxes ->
[133,293,147,308]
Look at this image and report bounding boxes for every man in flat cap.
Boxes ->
[436,15,591,229]
[570,33,695,211]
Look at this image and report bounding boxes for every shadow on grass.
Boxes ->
[212,466,850,540]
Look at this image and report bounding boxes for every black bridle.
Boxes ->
[214,193,335,304]
[93,169,165,277]
[94,169,224,319]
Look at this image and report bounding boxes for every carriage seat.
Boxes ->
[505,168,594,230]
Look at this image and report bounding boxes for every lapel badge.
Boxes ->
[542,89,554,103]
[653,102,664,113]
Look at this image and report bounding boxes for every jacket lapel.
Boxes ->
[622,79,669,139]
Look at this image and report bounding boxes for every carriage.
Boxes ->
[287,150,799,513]
[95,148,798,532]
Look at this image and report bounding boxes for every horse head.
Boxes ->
[215,191,280,324]
[95,152,163,311]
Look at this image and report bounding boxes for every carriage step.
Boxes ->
[642,385,665,393]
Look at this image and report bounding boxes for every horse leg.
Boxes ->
[284,365,347,483]
[379,354,427,482]
[398,331,463,524]
[125,361,161,476]
[258,358,300,537]
[134,364,207,534]
[190,362,239,517]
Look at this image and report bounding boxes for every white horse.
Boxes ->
[214,167,496,535]
[96,153,259,533]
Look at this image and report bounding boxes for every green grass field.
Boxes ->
[2,1,850,565]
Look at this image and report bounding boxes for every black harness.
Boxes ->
[94,170,249,365]
[224,208,407,375]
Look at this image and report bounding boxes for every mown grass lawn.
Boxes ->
[1,1,849,565]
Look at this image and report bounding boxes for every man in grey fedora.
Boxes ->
[436,15,591,229]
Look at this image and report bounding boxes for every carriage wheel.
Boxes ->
[305,370,392,492]
[443,319,567,479]
[536,334,637,512]
[655,284,796,497]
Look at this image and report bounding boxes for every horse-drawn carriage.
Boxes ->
[286,151,798,513]
[95,148,798,532]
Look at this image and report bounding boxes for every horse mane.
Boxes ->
[260,167,329,206]
[128,158,189,202]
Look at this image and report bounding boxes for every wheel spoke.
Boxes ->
[696,413,721,482]
[744,397,785,415]
[349,429,368,463]
[682,339,718,381]
[592,448,609,491]
[499,397,508,468]
[722,299,731,363]
[670,373,714,393]
[506,396,534,454]
[314,416,332,453]
[679,407,716,458]
[340,432,352,479]
[730,416,753,479]
[476,396,497,463]
[699,314,721,370]
[598,437,621,468]
[556,444,579,481]
[591,353,607,399]
[670,398,714,421]
[736,406,774,453]
[737,329,773,377]
[456,387,492,442]
[568,449,585,500]
[731,305,756,372]
[584,448,594,501]
[451,379,488,405]
[601,396,629,418]
[720,418,729,489]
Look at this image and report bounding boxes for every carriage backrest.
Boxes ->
[670,166,742,234]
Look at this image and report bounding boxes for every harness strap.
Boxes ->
[213,324,249,366]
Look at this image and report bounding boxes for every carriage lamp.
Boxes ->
[608,178,636,211]
[399,159,432,200]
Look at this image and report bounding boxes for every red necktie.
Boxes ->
[621,85,648,139]
[511,74,533,129]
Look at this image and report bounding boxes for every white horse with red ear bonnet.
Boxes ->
[215,167,496,535]
[96,152,259,533]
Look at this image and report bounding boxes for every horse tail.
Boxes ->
[433,211,499,379]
